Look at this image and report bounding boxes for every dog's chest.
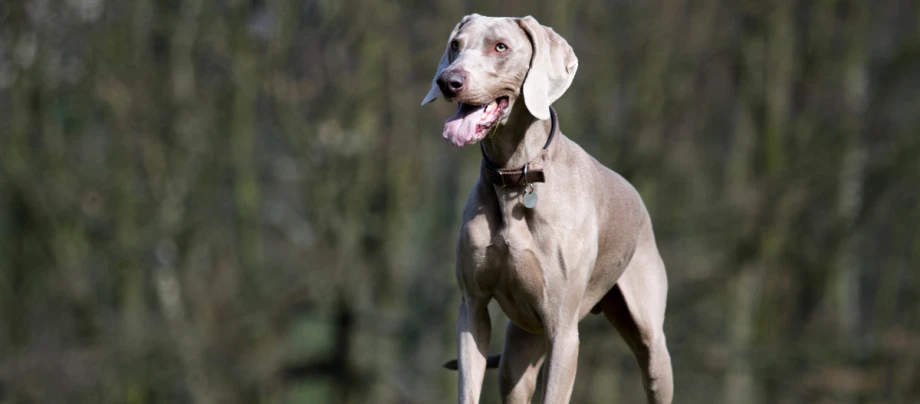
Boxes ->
[469,226,551,332]
[458,178,599,331]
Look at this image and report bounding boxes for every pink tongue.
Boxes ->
[443,103,487,147]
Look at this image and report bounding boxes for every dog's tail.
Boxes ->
[442,354,502,370]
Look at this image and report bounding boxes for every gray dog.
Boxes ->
[422,14,674,404]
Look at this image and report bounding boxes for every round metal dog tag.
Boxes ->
[523,187,538,209]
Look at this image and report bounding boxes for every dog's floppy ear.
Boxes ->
[516,16,578,120]
[421,14,480,106]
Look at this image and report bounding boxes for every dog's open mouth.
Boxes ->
[442,96,509,147]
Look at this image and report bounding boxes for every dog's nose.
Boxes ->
[437,70,466,97]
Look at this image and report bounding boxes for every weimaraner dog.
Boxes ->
[422,14,673,404]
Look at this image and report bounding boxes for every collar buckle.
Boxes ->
[480,107,557,188]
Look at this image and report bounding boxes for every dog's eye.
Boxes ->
[451,40,460,50]
[495,43,508,52]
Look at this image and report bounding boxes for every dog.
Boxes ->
[422,14,674,404]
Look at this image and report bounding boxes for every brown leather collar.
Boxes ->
[480,107,558,188]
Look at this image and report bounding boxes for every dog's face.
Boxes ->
[422,15,578,147]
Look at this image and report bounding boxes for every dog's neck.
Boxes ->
[480,101,552,170]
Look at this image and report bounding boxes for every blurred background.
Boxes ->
[1,0,919,403]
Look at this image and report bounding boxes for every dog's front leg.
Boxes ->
[457,296,491,404]
[541,323,580,403]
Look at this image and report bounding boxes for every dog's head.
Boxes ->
[421,15,578,147]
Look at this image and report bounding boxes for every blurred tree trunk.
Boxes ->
[230,19,264,278]
[830,0,868,345]
[106,69,148,404]
[723,3,766,402]
[2,2,33,362]
[723,101,761,404]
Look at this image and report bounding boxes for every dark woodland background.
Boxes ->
[2,0,920,403]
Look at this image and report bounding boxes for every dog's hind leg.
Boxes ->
[498,321,546,404]
[599,229,673,404]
